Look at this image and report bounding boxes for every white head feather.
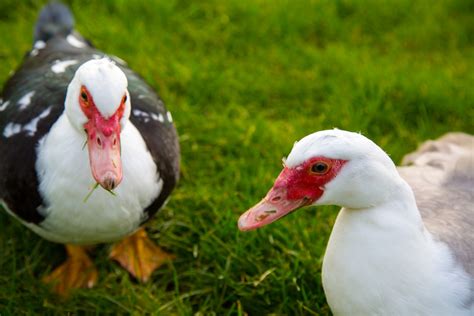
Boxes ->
[287,129,404,209]
[64,58,131,132]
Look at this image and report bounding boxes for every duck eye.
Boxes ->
[81,91,88,102]
[311,162,329,174]
[122,94,127,103]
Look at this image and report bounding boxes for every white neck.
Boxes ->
[322,178,472,315]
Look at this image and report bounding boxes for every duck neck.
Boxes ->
[339,177,424,234]
[324,178,428,284]
[321,177,471,315]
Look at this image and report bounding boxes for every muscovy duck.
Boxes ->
[239,129,473,315]
[0,3,179,294]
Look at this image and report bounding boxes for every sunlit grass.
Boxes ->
[0,0,472,314]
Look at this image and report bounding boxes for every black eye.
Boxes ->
[81,91,88,102]
[311,162,329,174]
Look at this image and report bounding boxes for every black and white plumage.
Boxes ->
[0,3,179,244]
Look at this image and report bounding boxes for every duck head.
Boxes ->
[65,58,131,190]
[238,129,400,231]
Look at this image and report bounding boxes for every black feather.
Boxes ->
[34,2,74,43]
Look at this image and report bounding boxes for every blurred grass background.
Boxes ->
[0,0,472,314]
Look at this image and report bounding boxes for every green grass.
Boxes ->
[0,0,473,314]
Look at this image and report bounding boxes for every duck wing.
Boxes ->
[398,133,474,276]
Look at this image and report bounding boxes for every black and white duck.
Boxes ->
[0,3,180,294]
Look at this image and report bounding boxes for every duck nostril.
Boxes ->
[96,137,102,147]
[271,196,281,202]
[103,178,116,190]
[113,137,117,146]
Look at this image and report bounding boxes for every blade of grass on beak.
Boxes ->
[83,182,99,202]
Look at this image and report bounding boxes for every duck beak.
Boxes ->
[85,112,122,191]
[238,186,311,231]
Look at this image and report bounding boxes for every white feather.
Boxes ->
[32,113,161,244]
[18,91,35,111]
[51,60,78,74]
[287,129,472,315]
[66,34,87,48]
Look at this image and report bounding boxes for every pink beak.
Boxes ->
[85,113,122,191]
[238,186,311,231]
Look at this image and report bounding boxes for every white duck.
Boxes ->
[239,129,473,315]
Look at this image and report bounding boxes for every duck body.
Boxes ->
[0,4,179,245]
[239,129,473,315]
[323,186,471,315]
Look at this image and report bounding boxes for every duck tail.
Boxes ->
[33,2,74,43]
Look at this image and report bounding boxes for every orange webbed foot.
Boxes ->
[110,228,174,282]
[43,244,98,296]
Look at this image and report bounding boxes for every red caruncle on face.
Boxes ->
[78,85,127,191]
[238,156,347,231]
[273,157,347,203]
